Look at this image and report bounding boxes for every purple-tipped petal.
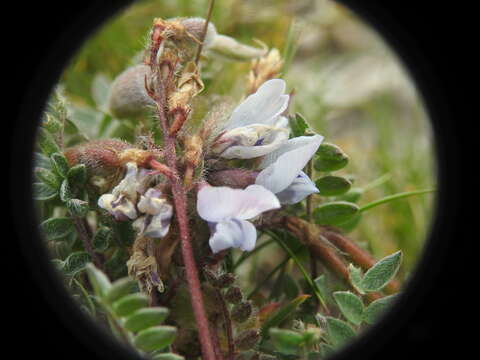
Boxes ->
[225,79,289,130]
[276,171,319,204]
[209,219,257,253]
[197,184,280,222]
[256,135,323,194]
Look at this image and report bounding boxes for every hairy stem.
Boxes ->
[152,73,216,360]
[73,217,103,270]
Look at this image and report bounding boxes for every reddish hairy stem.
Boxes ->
[154,88,217,360]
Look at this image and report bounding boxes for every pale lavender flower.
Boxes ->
[98,162,141,220]
[211,79,290,159]
[133,188,173,238]
[255,135,324,204]
[197,184,280,253]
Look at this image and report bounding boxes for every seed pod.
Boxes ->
[235,329,260,351]
[231,301,253,323]
[224,286,243,304]
[107,64,155,119]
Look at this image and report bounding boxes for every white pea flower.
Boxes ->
[197,184,281,253]
[255,135,324,204]
[211,79,290,159]
[133,188,173,238]
[98,162,141,221]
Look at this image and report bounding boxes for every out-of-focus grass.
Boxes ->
[60,0,435,275]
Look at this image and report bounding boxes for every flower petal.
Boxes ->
[225,79,289,130]
[137,188,169,215]
[209,219,257,253]
[255,135,323,194]
[217,125,289,159]
[197,184,280,222]
[275,171,319,204]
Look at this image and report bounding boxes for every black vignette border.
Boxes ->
[8,1,465,359]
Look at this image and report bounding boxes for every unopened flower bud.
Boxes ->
[107,64,155,119]
[234,329,260,350]
[231,301,253,323]
[181,17,218,49]
[224,286,243,304]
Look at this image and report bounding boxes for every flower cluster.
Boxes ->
[98,79,323,254]
[98,162,173,238]
[199,79,323,253]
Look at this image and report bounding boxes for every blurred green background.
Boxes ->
[60,0,435,277]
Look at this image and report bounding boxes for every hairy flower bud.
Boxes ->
[64,139,134,177]
[234,329,260,350]
[224,286,243,304]
[181,17,218,49]
[107,64,155,119]
[247,48,284,95]
[207,169,258,189]
[231,301,253,323]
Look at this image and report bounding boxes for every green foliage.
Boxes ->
[314,143,349,172]
[66,199,90,217]
[67,164,87,186]
[84,264,178,356]
[33,182,58,201]
[289,113,309,137]
[315,176,352,196]
[63,251,92,276]
[313,201,359,226]
[269,328,305,354]
[51,153,70,179]
[325,317,356,348]
[38,128,61,156]
[41,217,75,240]
[363,295,398,325]
[360,251,402,292]
[333,291,364,325]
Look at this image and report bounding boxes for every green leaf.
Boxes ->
[315,176,352,196]
[261,295,310,338]
[333,291,364,325]
[67,164,87,186]
[124,307,170,333]
[363,295,398,325]
[34,152,53,170]
[67,104,103,139]
[33,182,57,201]
[289,113,309,137]
[60,180,73,202]
[63,251,91,276]
[133,325,177,352]
[35,167,61,189]
[41,217,74,240]
[112,293,149,317]
[269,328,305,354]
[348,264,365,295]
[38,128,60,156]
[151,354,184,360]
[66,199,89,217]
[325,317,356,348]
[92,227,113,253]
[104,277,138,304]
[314,143,349,172]
[50,153,70,179]
[43,114,63,133]
[85,263,112,297]
[112,221,135,247]
[313,201,359,226]
[360,251,402,292]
